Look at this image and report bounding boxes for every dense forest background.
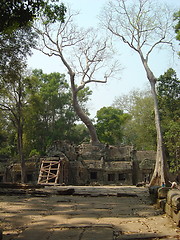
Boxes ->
[0,67,179,172]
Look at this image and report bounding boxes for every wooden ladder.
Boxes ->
[38,158,61,185]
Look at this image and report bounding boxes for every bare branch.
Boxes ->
[101,0,174,59]
[146,37,173,61]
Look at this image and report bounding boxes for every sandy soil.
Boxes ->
[0,186,179,240]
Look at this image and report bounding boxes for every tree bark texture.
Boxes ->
[17,80,26,183]
[59,51,101,145]
[140,56,169,186]
[70,75,100,145]
[17,126,26,183]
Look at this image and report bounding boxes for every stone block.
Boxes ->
[166,189,180,205]
[149,186,160,195]
[165,203,172,217]
[172,210,180,227]
[171,194,180,212]
[158,187,171,199]
[165,189,180,227]
[157,199,166,211]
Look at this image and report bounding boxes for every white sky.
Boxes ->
[27,0,180,118]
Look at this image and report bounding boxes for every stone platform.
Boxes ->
[0,186,179,240]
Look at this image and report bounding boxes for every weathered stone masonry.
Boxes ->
[0,141,156,185]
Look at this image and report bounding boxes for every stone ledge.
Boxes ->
[158,187,171,199]
[149,187,180,227]
[167,189,180,205]
[157,198,166,211]
[166,189,180,226]
[171,194,180,212]
[165,203,180,226]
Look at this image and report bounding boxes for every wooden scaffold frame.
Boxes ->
[38,157,64,185]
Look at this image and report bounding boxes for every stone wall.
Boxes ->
[75,143,134,185]
[134,150,156,184]
[0,142,157,186]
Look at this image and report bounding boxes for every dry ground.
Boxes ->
[0,186,179,240]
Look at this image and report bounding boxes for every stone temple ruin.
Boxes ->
[0,141,156,185]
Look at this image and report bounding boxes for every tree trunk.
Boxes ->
[17,79,26,184]
[59,52,100,145]
[140,55,169,186]
[70,74,100,145]
[149,81,169,186]
[17,122,26,183]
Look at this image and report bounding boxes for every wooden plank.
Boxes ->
[38,159,61,185]
[55,161,61,184]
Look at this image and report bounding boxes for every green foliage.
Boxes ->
[0,26,37,82]
[69,124,90,144]
[174,10,180,41]
[0,0,66,33]
[0,66,92,159]
[29,149,40,158]
[23,69,92,155]
[164,120,180,173]
[23,70,72,154]
[157,68,180,172]
[113,89,156,150]
[0,62,30,162]
[157,68,180,120]
[0,116,10,157]
[0,119,17,159]
[174,10,180,55]
[42,1,67,24]
[96,107,130,145]
[0,0,43,32]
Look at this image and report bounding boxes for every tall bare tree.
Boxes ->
[34,8,119,145]
[101,0,175,186]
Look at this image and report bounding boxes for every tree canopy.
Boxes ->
[157,68,180,120]
[0,68,92,162]
[113,89,156,150]
[157,68,180,172]
[0,0,66,33]
[174,10,180,41]
[174,10,180,55]
[113,68,180,172]
[96,107,130,145]
[0,26,37,82]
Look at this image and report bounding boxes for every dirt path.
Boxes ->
[0,186,179,240]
